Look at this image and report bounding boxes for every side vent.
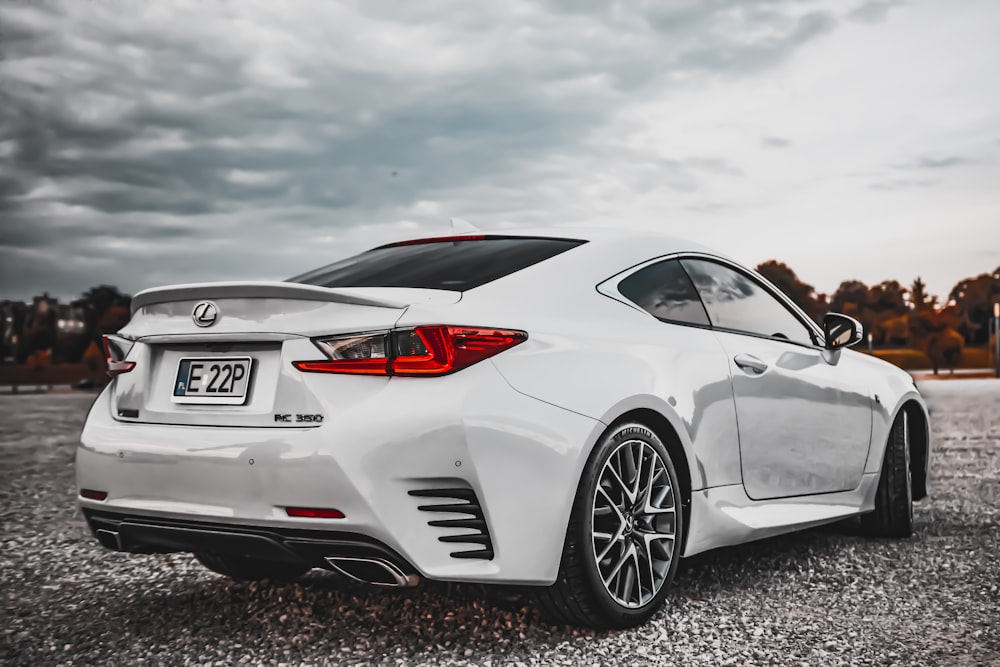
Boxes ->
[408,488,494,560]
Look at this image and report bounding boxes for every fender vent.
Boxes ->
[408,488,494,560]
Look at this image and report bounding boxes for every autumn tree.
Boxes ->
[829,280,875,341]
[908,277,937,312]
[867,280,909,345]
[828,280,914,345]
[909,306,965,374]
[755,260,825,322]
[98,304,131,335]
[80,285,130,320]
[948,267,1000,345]
[869,280,908,316]
[79,285,131,346]
[19,294,58,367]
[829,280,869,317]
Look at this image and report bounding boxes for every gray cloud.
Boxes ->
[0,0,846,299]
[898,155,973,170]
[848,0,908,23]
[2,0,997,305]
[684,201,741,213]
[673,11,836,74]
[868,178,933,191]
[762,136,791,149]
[866,153,983,193]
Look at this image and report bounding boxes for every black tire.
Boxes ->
[861,410,914,538]
[535,422,683,629]
[195,552,310,582]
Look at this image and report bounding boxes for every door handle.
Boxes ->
[734,353,768,374]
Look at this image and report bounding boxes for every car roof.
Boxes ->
[395,225,725,260]
[380,225,739,302]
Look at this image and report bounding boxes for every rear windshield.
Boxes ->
[289,236,585,291]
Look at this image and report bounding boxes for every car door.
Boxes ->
[680,257,873,500]
[612,258,743,489]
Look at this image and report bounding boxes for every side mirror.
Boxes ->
[823,313,864,350]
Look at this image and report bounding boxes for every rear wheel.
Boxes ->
[861,410,914,538]
[535,422,683,628]
[195,552,310,582]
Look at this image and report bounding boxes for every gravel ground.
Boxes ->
[2,382,998,666]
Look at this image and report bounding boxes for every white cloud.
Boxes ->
[224,169,288,186]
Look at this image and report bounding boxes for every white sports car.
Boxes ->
[78,228,930,628]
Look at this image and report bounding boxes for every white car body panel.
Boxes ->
[81,362,604,584]
[77,226,931,585]
[684,473,881,556]
[711,329,873,499]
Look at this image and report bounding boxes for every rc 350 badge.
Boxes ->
[274,414,324,423]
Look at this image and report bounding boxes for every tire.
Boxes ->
[195,552,310,582]
[861,410,914,538]
[535,422,683,629]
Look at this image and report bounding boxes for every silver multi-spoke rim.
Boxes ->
[592,439,677,609]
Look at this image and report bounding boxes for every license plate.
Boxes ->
[172,357,253,405]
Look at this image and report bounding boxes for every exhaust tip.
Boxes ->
[324,556,419,587]
[95,528,123,551]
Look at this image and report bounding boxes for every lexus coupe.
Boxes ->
[78,228,930,628]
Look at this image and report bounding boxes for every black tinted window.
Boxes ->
[680,259,814,345]
[618,259,710,326]
[290,237,584,291]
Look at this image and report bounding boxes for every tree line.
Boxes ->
[1,285,131,368]
[2,263,999,371]
[757,261,1000,371]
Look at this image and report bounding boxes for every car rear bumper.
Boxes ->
[82,509,421,586]
[77,364,604,585]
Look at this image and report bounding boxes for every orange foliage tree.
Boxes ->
[755,260,827,323]
[949,267,1000,345]
[908,278,964,374]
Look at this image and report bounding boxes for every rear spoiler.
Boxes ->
[131,281,408,314]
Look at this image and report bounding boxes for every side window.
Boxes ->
[618,259,711,326]
[680,259,815,346]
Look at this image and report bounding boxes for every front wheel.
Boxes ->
[861,410,914,538]
[535,422,683,628]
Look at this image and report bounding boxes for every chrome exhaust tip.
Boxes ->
[324,556,419,587]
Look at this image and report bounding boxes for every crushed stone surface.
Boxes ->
[2,382,998,665]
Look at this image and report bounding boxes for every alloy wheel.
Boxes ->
[591,438,678,608]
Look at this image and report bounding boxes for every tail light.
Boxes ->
[293,326,527,377]
[285,507,345,519]
[102,335,136,377]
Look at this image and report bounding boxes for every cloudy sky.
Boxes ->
[1,0,998,303]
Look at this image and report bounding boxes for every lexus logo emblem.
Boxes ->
[192,301,219,327]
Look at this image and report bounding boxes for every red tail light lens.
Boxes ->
[80,489,108,501]
[102,335,136,378]
[285,507,345,519]
[293,326,526,377]
[391,326,526,376]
